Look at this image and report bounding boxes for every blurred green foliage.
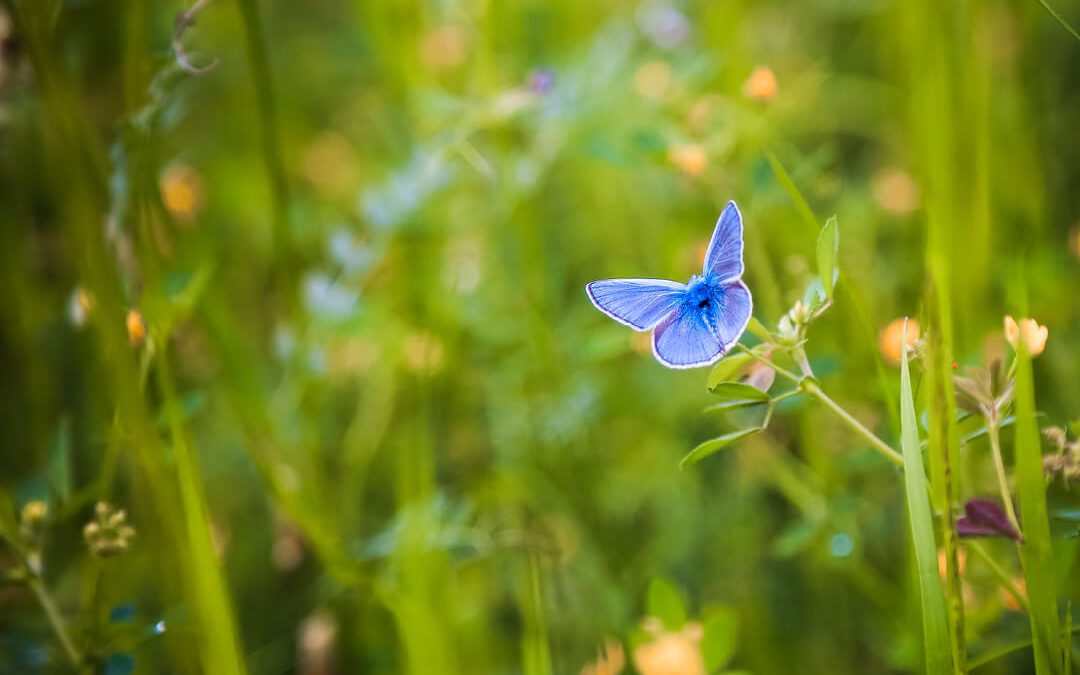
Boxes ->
[0,0,1078,673]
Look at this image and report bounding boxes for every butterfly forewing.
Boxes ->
[703,201,745,282]
[585,279,686,331]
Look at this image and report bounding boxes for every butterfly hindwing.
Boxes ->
[703,201,744,282]
[585,279,687,331]
[651,305,724,369]
[714,279,753,348]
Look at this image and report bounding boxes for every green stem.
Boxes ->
[986,417,1023,538]
[28,575,84,671]
[801,380,905,468]
[966,540,1029,613]
[734,344,905,468]
[734,343,801,383]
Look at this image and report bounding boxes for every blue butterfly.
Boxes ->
[586,201,752,369]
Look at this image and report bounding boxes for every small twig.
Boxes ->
[173,0,218,75]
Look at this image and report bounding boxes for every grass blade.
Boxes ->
[766,150,819,234]
[899,320,954,675]
[1014,339,1065,674]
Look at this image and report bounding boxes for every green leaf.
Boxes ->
[646,578,687,631]
[680,427,761,468]
[705,383,771,411]
[899,320,954,675]
[706,353,755,391]
[802,278,828,316]
[1013,338,1064,674]
[701,604,738,671]
[746,316,772,341]
[816,216,839,299]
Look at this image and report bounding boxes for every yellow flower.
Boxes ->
[667,143,707,178]
[159,163,205,222]
[879,317,919,364]
[633,623,704,675]
[743,66,777,101]
[871,168,920,214]
[580,638,625,675]
[999,576,1026,612]
[126,309,147,346]
[1004,316,1047,356]
[419,25,467,70]
[634,61,672,100]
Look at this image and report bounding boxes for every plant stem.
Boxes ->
[734,343,905,468]
[28,575,84,671]
[986,418,1023,538]
[965,541,1029,613]
[734,343,801,383]
[801,380,905,468]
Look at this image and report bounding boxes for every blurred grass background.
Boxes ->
[0,0,1078,673]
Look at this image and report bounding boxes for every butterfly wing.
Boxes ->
[714,280,753,348]
[651,306,723,369]
[585,279,686,331]
[703,201,745,282]
[651,280,753,369]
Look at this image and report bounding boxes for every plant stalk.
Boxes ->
[986,417,1023,538]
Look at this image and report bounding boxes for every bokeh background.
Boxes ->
[1,0,1078,673]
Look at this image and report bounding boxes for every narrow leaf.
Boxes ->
[681,427,761,468]
[816,216,839,299]
[646,578,687,631]
[1014,339,1064,674]
[899,320,954,675]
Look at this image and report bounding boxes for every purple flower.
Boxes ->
[528,68,556,95]
[956,499,1021,542]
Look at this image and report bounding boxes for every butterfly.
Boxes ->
[586,201,752,369]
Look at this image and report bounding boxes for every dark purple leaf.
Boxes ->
[956,498,1021,542]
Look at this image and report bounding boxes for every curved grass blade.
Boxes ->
[899,321,954,675]
[1035,0,1080,43]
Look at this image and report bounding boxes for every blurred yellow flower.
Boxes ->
[1004,316,1047,356]
[580,638,625,675]
[634,61,672,100]
[126,309,147,346]
[936,547,966,581]
[159,162,205,222]
[668,143,707,177]
[301,131,360,198]
[743,66,777,101]
[403,331,445,375]
[633,623,704,675]
[879,317,919,364]
[871,168,920,214]
[419,25,467,70]
[68,287,94,327]
[999,576,1026,612]
[1068,225,1080,261]
[630,330,653,356]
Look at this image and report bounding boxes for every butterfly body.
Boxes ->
[585,201,752,369]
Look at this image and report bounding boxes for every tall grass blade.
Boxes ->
[899,321,954,675]
[1014,339,1064,674]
